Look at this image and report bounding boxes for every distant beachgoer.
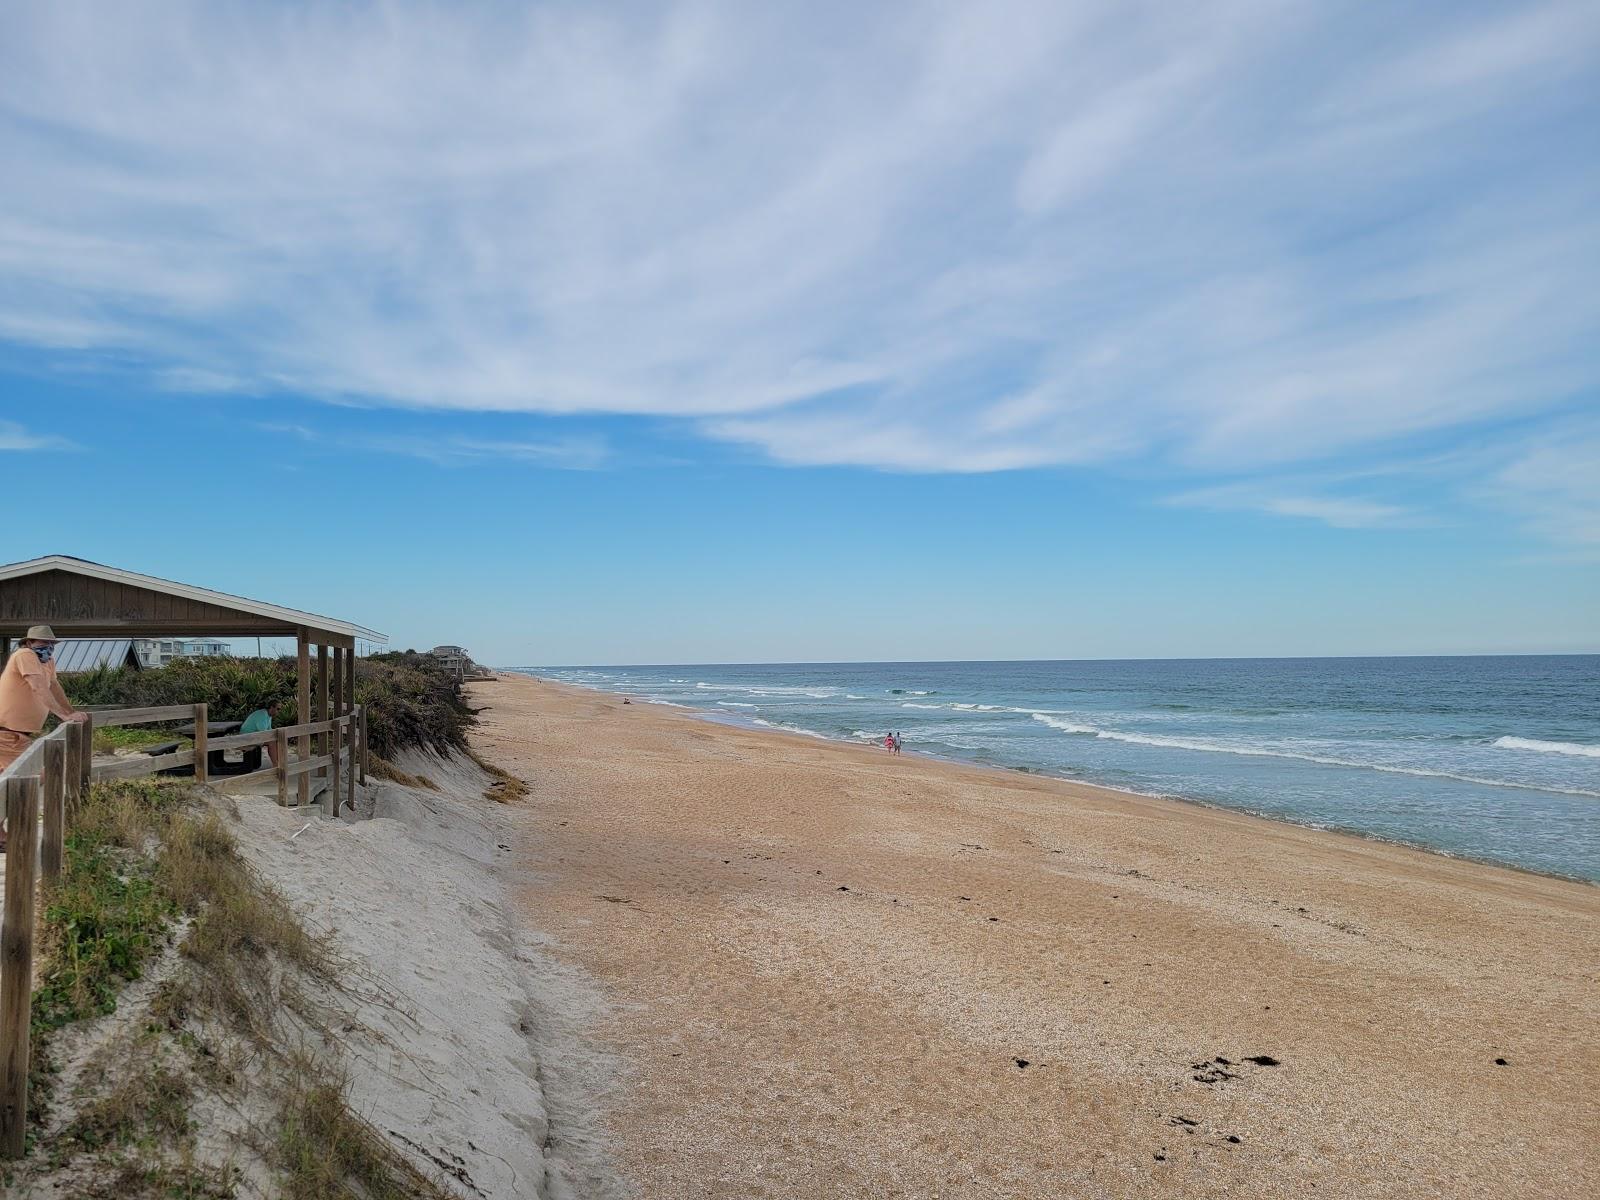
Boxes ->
[0,625,89,849]
[893,732,903,756]
[884,733,894,752]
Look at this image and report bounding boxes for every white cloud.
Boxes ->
[0,0,1596,541]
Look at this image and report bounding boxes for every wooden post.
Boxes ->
[2,774,41,1159]
[63,719,83,819]
[316,643,330,798]
[40,737,65,886]
[275,728,290,807]
[327,718,341,819]
[357,704,367,785]
[346,716,357,813]
[80,712,94,792]
[192,702,208,786]
[332,647,345,726]
[297,632,311,808]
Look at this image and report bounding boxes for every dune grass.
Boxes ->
[466,748,529,803]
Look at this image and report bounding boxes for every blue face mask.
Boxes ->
[32,645,53,663]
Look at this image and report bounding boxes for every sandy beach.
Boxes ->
[474,674,1599,1199]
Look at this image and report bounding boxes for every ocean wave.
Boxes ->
[905,701,1067,716]
[1492,736,1600,759]
[716,701,757,708]
[1031,714,1600,798]
[749,717,830,739]
[696,681,838,698]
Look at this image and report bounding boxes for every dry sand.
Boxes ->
[472,674,1600,1200]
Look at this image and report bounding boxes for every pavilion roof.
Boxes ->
[0,555,386,646]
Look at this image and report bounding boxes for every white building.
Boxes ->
[135,637,231,669]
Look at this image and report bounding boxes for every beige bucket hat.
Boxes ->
[24,625,59,642]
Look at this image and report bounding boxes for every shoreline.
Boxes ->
[515,671,1598,888]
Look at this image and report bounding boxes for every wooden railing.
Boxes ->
[0,702,366,1158]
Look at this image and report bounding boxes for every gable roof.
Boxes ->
[0,556,386,644]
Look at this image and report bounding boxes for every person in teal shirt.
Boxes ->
[241,701,281,764]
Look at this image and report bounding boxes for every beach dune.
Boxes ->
[476,675,1599,1199]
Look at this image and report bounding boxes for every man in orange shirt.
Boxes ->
[1,625,89,849]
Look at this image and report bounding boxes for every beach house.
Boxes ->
[430,644,471,678]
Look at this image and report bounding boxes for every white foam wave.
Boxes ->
[901,702,944,709]
[1492,736,1600,759]
[749,718,830,739]
[1031,715,1600,798]
[716,701,757,708]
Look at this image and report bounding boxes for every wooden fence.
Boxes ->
[0,702,366,1158]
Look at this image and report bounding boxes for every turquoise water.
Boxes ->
[523,657,1600,882]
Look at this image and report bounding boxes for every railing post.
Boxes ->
[275,728,290,807]
[316,644,329,790]
[64,720,84,820]
[358,705,367,785]
[40,736,65,886]
[192,702,208,786]
[327,718,341,820]
[2,774,41,1159]
[346,715,357,813]
[80,712,94,789]
[297,634,311,808]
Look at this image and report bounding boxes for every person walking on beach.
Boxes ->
[884,733,895,753]
[0,625,89,849]
[892,731,903,756]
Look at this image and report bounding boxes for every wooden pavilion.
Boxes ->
[0,555,386,805]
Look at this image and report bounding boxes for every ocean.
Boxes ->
[522,657,1600,883]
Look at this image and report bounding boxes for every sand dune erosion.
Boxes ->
[474,675,1599,1199]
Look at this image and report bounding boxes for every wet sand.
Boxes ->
[473,674,1599,1199]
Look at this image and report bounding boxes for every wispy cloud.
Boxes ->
[1167,483,1418,530]
[1485,422,1600,557]
[0,420,72,452]
[257,422,606,470]
[1,1,1596,540]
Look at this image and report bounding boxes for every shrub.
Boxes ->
[59,652,475,760]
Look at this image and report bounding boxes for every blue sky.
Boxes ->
[1,0,1597,664]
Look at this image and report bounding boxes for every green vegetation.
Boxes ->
[91,725,190,755]
[31,781,187,1094]
[61,650,477,760]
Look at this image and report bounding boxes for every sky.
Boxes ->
[1,0,1597,665]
